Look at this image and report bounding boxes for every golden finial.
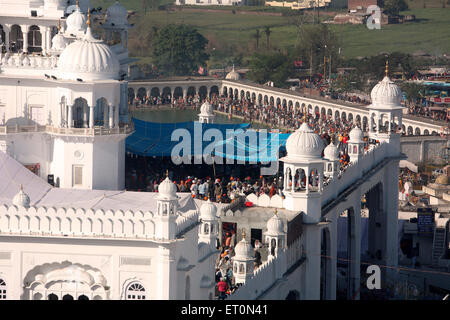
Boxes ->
[242,229,246,239]
[166,169,169,178]
[57,19,61,32]
[274,208,278,216]
[385,60,389,77]
[76,0,80,8]
[20,184,23,191]
[87,9,91,28]
[331,135,335,144]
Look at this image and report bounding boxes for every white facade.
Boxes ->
[0,1,132,190]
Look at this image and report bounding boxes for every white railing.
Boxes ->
[0,53,57,69]
[175,210,199,236]
[0,124,134,136]
[0,204,157,240]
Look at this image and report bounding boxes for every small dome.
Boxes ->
[200,199,217,221]
[65,6,87,37]
[51,32,68,51]
[266,212,284,236]
[225,65,240,81]
[323,142,339,161]
[157,176,178,200]
[234,236,253,260]
[349,126,364,143]
[199,101,213,116]
[435,174,449,185]
[370,76,402,109]
[106,1,128,26]
[285,122,324,160]
[13,185,30,208]
[57,27,121,81]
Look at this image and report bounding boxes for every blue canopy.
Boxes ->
[126,118,251,157]
[212,130,290,163]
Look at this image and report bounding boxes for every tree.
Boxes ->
[152,24,209,76]
[253,29,261,50]
[247,52,292,88]
[296,24,339,76]
[400,82,425,107]
[264,26,271,50]
[383,0,408,15]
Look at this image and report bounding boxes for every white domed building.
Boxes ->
[232,231,254,284]
[280,122,325,221]
[198,101,215,124]
[225,65,241,81]
[348,126,365,162]
[0,4,133,190]
[323,139,340,178]
[368,62,406,149]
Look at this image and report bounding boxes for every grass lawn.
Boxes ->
[91,1,450,63]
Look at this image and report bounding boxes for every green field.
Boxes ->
[92,1,450,65]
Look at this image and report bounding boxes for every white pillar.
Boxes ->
[348,197,361,300]
[89,106,94,128]
[68,105,73,128]
[302,224,321,300]
[4,24,11,52]
[109,103,114,128]
[46,26,51,54]
[21,25,29,53]
[114,104,119,128]
[83,104,88,128]
[156,246,177,299]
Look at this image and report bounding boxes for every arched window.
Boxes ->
[78,295,89,300]
[239,263,244,274]
[0,279,6,300]
[28,25,42,53]
[204,223,209,234]
[62,294,74,300]
[126,282,146,300]
[48,293,58,300]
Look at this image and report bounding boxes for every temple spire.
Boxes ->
[385,60,389,77]
[87,8,91,28]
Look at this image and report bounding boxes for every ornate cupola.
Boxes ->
[265,209,285,258]
[232,230,254,285]
[368,61,405,154]
[65,0,87,38]
[198,199,218,247]
[348,126,365,163]
[57,11,121,81]
[155,172,179,240]
[280,113,325,223]
[13,185,30,208]
[323,136,340,179]
[225,65,241,81]
[198,100,215,124]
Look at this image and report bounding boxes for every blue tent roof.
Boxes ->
[126,118,251,157]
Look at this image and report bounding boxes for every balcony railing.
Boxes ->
[0,124,134,136]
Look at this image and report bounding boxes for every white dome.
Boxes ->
[51,33,68,51]
[200,101,213,116]
[225,66,240,80]
[234,236,253,260]
[323,142,339,161]
[200,199,217,221]
[65,6,87,37]
[57,28,121,81]
[106,1,128,26]
[370,76,402,109]
[13,186,30,208]
[157,177,178,200]
[285,122,324,160]
[266,212,284,236]
[349,126,364,143]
